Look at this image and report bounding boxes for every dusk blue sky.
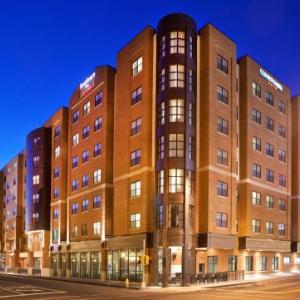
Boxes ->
[0,0,299,167]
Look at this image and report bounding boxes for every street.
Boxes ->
[0,274,300,299]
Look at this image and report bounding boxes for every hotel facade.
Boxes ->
[1,13,300,286]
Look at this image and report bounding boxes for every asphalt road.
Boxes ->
[0,273,300,299]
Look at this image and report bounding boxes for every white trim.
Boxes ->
[113,166,153,183]
[67,183,113,201]
[198,165,238,179]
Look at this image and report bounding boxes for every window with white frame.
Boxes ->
[130,181,141,198]
[132,57,143,76]
[73,133,79,146]
[168,168,184,193]
[169,64,185,88]
[130,213,141,228]
[93,169,101,183]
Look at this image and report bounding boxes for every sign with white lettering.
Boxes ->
[80,72,95,97]
[259,69,283,92]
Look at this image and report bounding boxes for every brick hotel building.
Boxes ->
[1,13,300,286]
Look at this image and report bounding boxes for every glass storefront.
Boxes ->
[107,249,143,282]
[71,253,79,277]
[34,257,41,270]
[53,254,58,276]
[169,247,182,284]
[91,252,101,279]
[80,253,89,278]
[61,254,67,277]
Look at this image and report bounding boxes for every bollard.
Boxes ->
[125,278,129,288]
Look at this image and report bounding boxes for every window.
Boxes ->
[252,108,261,124]
[258,256,267,271]
[278,100,286,114]
[130,213,141,228]
[168,204,183,228]
[278,125,286,138]
[252,137,261,151]
[158,170,164,194]
[189,36,193,58]
[278,223,286,236]
[93,195,101,208]
[95,91,103,106]
[32,213,39,223]
[228,256,237,272]
[217,85,228,104]
[71,203,79,214]
[266,91,274,106]
[73,110,79,123]
[283,256,291,265]
[279,174,286,187]
[159,102,165,125]
[81,224,88,236]
[131,118,141,136]
[189,205,194,228]
[170,31,185,54]
[33,175,40,185]
[54,188,59,199]
[266,195,274,208]
[83,101,91,115]
[252,163,261,178]
[208,256,218,273]
[168,134,184,157]
[130,149,141,166]
[72,179,78,191]
[73,133,79,146]
[82,125,90,139]
[132,57,143,76]
[187,171,194,195]
[217,117,228,135]
[252,191,261,206]
[130,181,141,198]
[157,136,165,160]
[266,117,274,131]
[266,221,274,234]
[71,225,78,238]
[82,150,89,163]
[32,193,40,204]
[72,156,79,168]
[169,169,184,193]
[252,82,261,98]
[82,175,89,188]
[278,199,286,211]
[157,204,163,229]
[54,126,61,138]
[217,55,228,74]
[33,136,41,147]
[266,143,274,157]
[159,68,166,91]
[252,219,260,233]
[169,64,185,88]
[94,143,102,157]
[217,149,228,165]
[217,181,228,197]
[33,156,40,166]
[54,167,60,178]
[272,257,279,271]
[160,35,166,58]
[82,199,89,212]
[55,146,61,158]
[93,169,101,183]
[188,102,194,126]
[52,229,58,242]
[245,256,253,272]
[53,208,59,219]
[94,117,102,131]
[131,87,142,105]
[188,136,195,160]
[266,169,274,183]
[279,149,286,163]
[93,222,101,235]
[216,212,228,228]
[188,69,194,92]
[169,99,184,122]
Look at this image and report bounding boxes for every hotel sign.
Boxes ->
[80,72,95,97]
[259,69,283,92]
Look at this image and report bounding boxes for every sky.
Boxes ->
[0,0,299,167]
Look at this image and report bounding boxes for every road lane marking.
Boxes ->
[0,291,66,299]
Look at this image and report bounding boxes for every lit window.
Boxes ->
[71,203,79,214]
[278,223,286,236]
[131,117,142,136]
[252,219,260,233]
[169,204,183,228]
[132,57,143,76]
[217,55,228,74]
[130,181,141,198]
[33,175,40,185]
[82,175,89,188]
[72,156,79,168]
[170,31,185,54]
[93,222,101,235]
[258,256,267,271]
[252,82,261,98]
[266,221,274,234]
[83,101,91,115]
[157,205,163,229]
[169,64,185,88]
[252,137,261,151]
[33,156,40,166]
[93,169,101,183]
[54,146,61,158]
[279,149,286,163]
[169,99,184,122]
[131,86,142,105]
[71,225,78,237]
[33,136,41,147]
[32,213,39,223]
[130,213,141,228]
[159,68,166,91]
[160,35,166,58]
[168,134,184,157]
[72,179,78,191]
[158,170,164,194]
[54,126,61,138]
[216,212,228,228]
[82,199,89,212]
[32,193,40,204]
[159,102,165,125]
[252,191,261,206]
[82,150,89,163]
[168,169,184,193]
[73,133,79,146]
[283,256,291,265]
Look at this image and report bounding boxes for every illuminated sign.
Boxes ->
[80,72,95,97]
[259,69,283,92]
